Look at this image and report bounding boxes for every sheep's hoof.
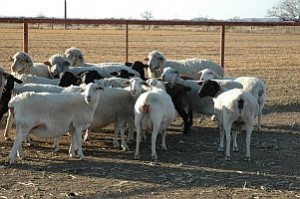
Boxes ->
[161,146,167,151]
[113,140,120,148]
[244,157,251,162]
[151,155,158,161]
[233,146,239,152]
[218,147,224,152]
[134,154,140,159]
[79,155,85,160]
[121,145,129,151]
[225,156,231,161]
[8,156,16,165]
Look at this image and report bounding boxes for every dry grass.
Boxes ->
[0,24,299,107]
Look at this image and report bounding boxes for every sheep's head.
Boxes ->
[45,54,70,78]
[198,68,220,81]
[146,51,165,73]
[65,47,85,66]
[161,67,178,85]
[83,83,103,104]
[126,77,148,97]
[198,80,220,98]
[11,52,33,74]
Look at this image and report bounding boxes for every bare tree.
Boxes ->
[141,11,153,20]
[267,0,300,21]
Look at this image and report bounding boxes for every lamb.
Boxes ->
[10,52,52,78]
[58,70,103,87]
[198,80,259,161]
[146,51,224,79]
[134,80,176,160]
[198,68,266,131]
[7,83,103,164]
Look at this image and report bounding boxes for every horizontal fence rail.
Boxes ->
[1,17,300,67]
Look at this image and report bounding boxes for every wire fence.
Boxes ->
[0,18,300,106]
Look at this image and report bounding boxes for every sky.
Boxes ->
[0,0,280,20]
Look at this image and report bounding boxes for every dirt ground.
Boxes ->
[0,106,299,199]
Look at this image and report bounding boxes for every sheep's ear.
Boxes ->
[75,78,82,85]
[44,61,51,66]
[144,57,149,61]
[14,77,23,84]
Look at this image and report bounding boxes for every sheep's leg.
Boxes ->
[218,125,225,152]
[177,108,190,134]
[161,130,167,151]
[257,105,262,132]
[9,127,28,164]
[83,129,91,142]
[53,138,60,152]
[134,124,142,159]
[245,124,253,162]
[118,121,129,151]
[4,112,14,140]
[74,128,84,160]
[151,124,160,160]
[188,109,193,127]
[232,131,239,152]
[69,133,77,158]
[224,123,232,161]
[113,121,120,148]
[126,118,135,143]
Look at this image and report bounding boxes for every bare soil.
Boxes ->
[0,106,299,199]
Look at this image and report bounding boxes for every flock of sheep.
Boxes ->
[0,47,267,164]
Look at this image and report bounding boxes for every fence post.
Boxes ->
[23,22,29,53]
[220,25,225,68]
[125,23,129,63]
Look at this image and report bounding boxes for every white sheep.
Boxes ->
[198,68,266,131]
[146,51,224,79]
[8,83,103,164]
[134,81,176,160]
[198,80,259,161]
[10,52,51,78]
[4,83,65,141]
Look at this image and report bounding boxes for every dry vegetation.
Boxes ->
[0,24,299,198]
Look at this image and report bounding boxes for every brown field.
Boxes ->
[0,24,299,198]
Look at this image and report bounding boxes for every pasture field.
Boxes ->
[0,24,299,198]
